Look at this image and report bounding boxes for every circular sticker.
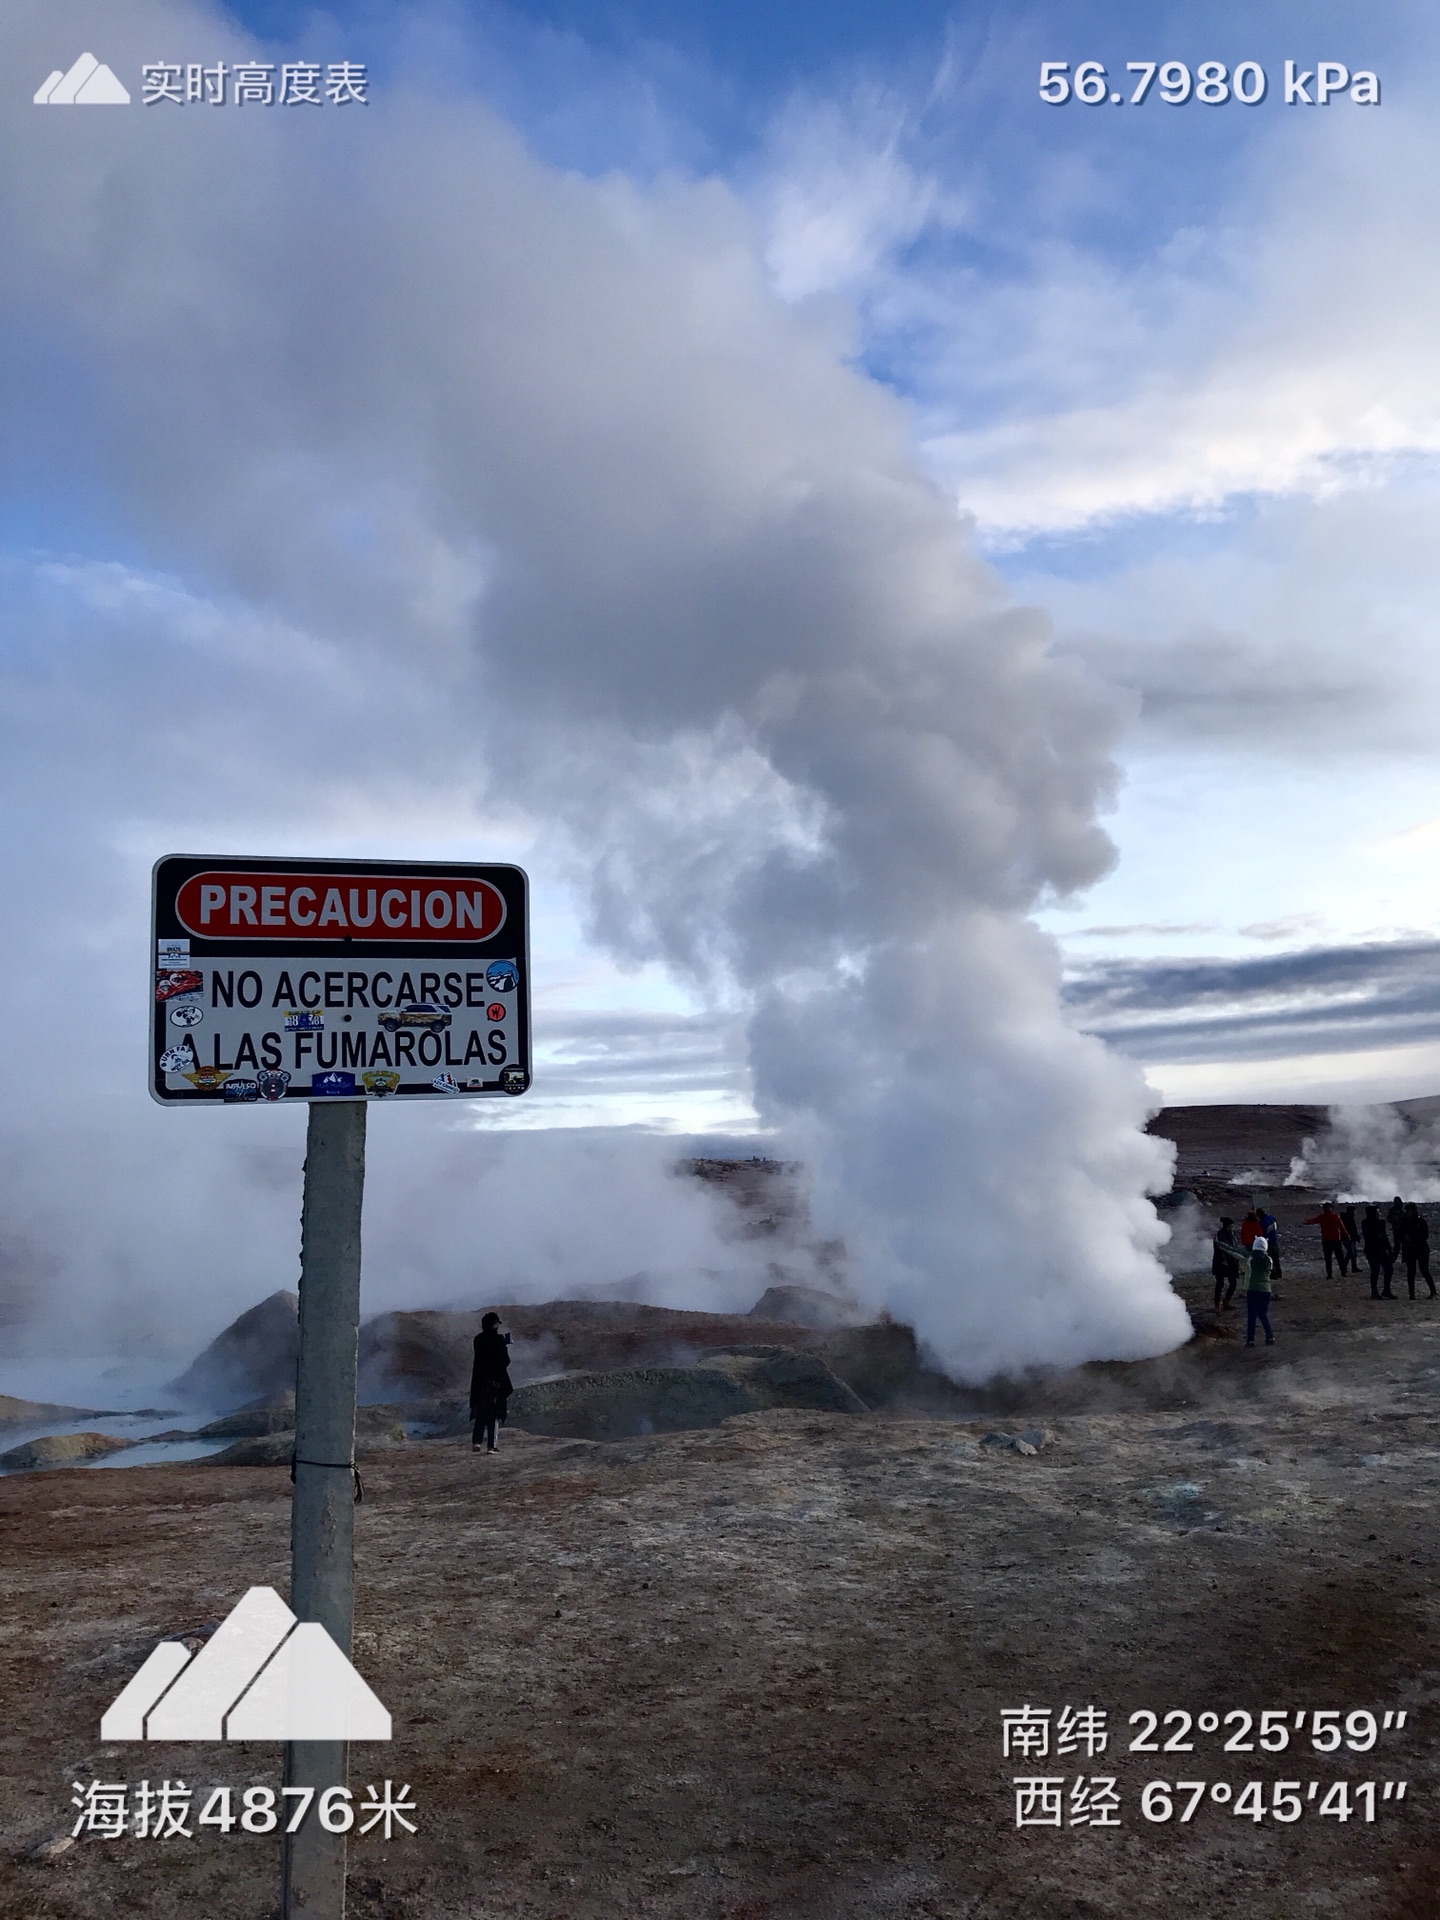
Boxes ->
[486,1003,506,1022]
[485,961,518,993]
[170,1002,204,1027]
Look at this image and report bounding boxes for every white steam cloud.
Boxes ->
[1289,1105,1440,1204]
[0,0,1188,1386]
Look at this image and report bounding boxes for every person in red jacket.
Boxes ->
[1305,1201,1350,1278]
[1239,1210,1261,1251]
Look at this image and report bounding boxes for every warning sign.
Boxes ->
[151,856,530,1105]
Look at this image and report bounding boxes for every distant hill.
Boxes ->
[1145,1104,1328,1187]
[1148,1096,1440,1193]
[0,1392,96,1430]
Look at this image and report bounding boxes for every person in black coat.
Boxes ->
[1339,1204,1360,1274]
[1212,1217,1242,1309]
[1400,1203,1436,1300]
[1361,1205,1395,1300]
[1388,1196,1407,1264]
[470,1311,513,1453]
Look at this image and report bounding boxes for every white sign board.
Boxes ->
[151,856,530,1103]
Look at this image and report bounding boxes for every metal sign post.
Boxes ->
[281,1098,367,1917]
[150,855,531,1918]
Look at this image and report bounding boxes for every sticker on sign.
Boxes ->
[151,856,530,1105]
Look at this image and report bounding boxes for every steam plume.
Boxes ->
[0,0,1188,1383]
[1290,1105,1440,1203]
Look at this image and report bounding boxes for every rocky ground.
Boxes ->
[3,1195,1438,1920]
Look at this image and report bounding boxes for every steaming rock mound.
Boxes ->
[358,1300,926,1410]
[168,1288,298,1409]
[747,1284,860,1329]
[171,1290,934,1420]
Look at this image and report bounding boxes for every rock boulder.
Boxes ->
[195,1404,302,1440]
[0,1393,98,1430]
[510,1350,864,1440]
[0,1431,134,1470]
[509,1366,757,1440]
[204,1414,407,1467]
[701,1348,867,1415]
[747,1285,861,1330]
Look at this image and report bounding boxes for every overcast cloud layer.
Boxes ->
[1067,941,1440,1065]
[0,0,1194,1383]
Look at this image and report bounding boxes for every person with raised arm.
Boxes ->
[1304,1201,1349,1279]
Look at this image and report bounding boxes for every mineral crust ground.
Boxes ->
[3,1253,1438,1919]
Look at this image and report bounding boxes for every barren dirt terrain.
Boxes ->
[3,1183,1439,1919]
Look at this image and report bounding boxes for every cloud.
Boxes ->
[1069,923,1218,939]
[1025,475,1440,744]
[1067,939,1440,1065]
[1238,916,1325,944]
[922,108,1440,536]
[535,1008,746,1096]
[0,0,1190,1383]
[760,86,951,302]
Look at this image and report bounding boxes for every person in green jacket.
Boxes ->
[1245,1236,1275,1347]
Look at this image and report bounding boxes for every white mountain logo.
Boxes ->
[35,54,131,105]
[100,1587,391,1741]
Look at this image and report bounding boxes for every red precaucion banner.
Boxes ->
[174,871,507,942]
